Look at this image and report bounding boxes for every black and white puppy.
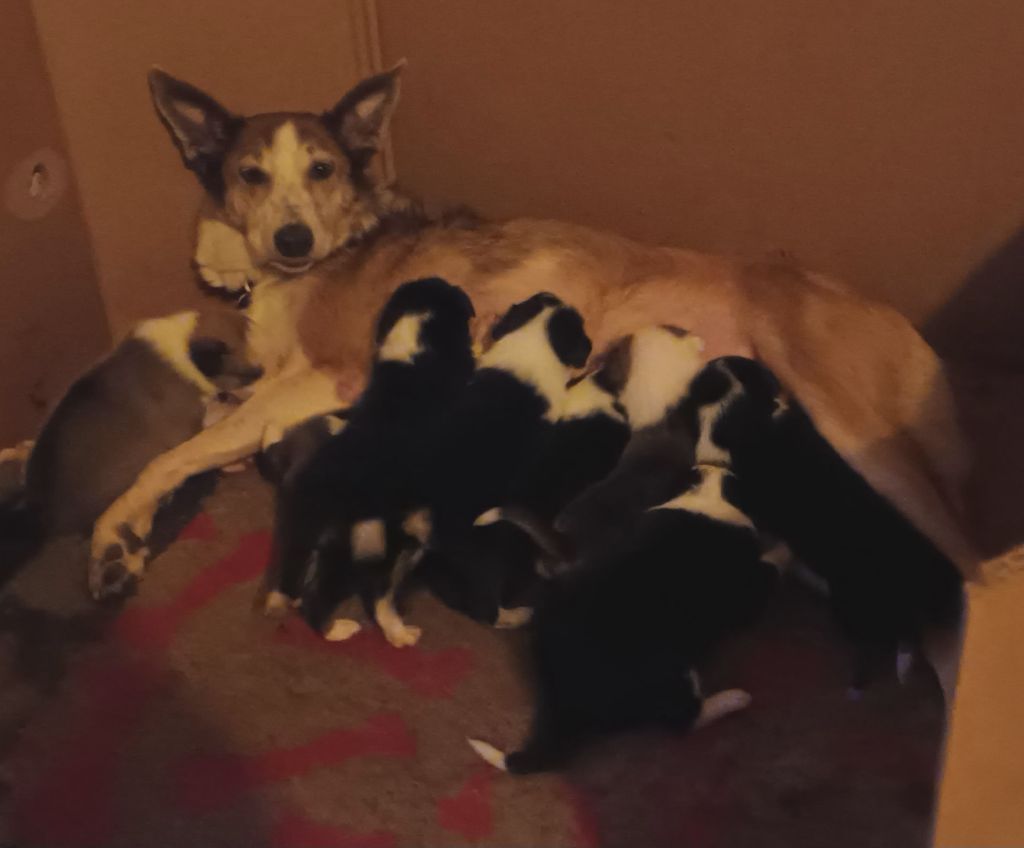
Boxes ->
[680,356,964,693]
[537,325,709,561]
[468,463,779,774]
[472,370,630,584]
[420,292,592,626]
[262,277,476,646]
[0,310,261,589]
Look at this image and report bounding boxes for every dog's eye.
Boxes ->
[309,161,335,181]
[239,166,268,186]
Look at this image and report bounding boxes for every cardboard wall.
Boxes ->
[0,0,109,444]
[378,0,1024,364]
[30,0,380,335]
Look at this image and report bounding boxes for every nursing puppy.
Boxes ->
[468,464,779,774]
[512,325,708,565]
[472,370,630,584]
[262,277,475,646]
[420,292,591,625]
[681,356,964,693]
[1,310,259,587]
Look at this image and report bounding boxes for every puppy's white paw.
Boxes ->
[263,590,299,618]
[494,606,533,629]
[323,617,362,642]
[383,623,422,649]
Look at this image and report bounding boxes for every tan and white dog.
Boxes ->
[89,65,978,655]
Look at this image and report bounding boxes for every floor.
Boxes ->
[0,363,1019,848]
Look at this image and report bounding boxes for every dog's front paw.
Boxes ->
[196,263,257,294]
[193,218,258,295]
[89,516,152,600]
[88,539,146,600]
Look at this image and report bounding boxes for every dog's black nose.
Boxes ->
[273,223,314,258]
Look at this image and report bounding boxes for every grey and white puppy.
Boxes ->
[0,310,261,587]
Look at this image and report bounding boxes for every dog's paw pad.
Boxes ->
[89,553,142,601]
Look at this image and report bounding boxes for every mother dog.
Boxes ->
[90,66,976,653]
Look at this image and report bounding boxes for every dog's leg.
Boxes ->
[88,368,342,599]
[373,545,424,648]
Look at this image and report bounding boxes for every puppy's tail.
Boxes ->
[473,506,574,566]
[0,497,45,583]
[467,732,568,775]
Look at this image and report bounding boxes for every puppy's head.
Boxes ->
[374,277,475,368]
[594,325,706,430]
[480,292,591,410]
[149,64,405,275]
[682,356,785,464]
[183,309,262,391]
[188,336,263,391]
[489,292,592,369]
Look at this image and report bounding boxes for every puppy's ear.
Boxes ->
[149,69,240,197]
[592,335,633,396]
[548,308,592,369]
[490,292,562,342]
[322,61,405,169]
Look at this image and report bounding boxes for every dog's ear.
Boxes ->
[149,69,240,196]
[548,308,592,369]
[322,61,405,169]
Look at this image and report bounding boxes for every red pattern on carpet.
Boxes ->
[275,616,475,699]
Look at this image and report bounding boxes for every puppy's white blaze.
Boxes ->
[324,617,362,642]
[378,312,427,363]
[561,375,625,423]
[653,466,753,528]
[351,519,387,561]
[324,415,347,436]
[618,327,706,429]
[474,507,503,527]
[134,311,217,395]
[695,402,733,466]
[479,306,570,420]
[695,689,752,729]
[467,738,509,771]
[248,121,327,268]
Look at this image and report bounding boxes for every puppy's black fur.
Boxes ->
[264,278,475,633]
[470,465,777,774]
[420,293,592,624]
[477,373,631,581]
[681,356,964,688]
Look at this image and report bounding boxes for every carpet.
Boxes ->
[0,459,953,848]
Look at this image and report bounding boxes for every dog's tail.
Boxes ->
[0,496,45,583]
[473,506,574,567]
